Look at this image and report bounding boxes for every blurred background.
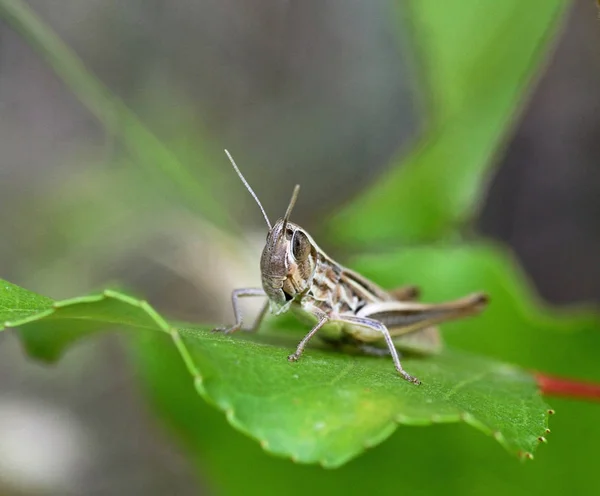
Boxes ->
[1,0,600,495]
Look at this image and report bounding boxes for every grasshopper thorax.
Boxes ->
[260,219,317,310]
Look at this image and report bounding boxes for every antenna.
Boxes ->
[224,149,272,230]
[280,184,300,236]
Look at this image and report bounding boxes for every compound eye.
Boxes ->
[291,230,311,262]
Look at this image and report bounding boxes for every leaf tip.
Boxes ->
[537,436,547,444]
[518,451,534,461]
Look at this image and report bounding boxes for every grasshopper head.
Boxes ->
[223,150,316,312]
[260,219,317,310]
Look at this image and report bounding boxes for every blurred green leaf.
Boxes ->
[327,0,567,246]
[1,279,550,466]
[351,244,600,372]
[0,0,235,231]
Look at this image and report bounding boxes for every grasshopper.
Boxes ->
[214,150,488,384]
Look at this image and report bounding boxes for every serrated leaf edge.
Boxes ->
[1,288,547,467]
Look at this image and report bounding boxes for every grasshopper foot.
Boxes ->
[398,369,421,385]
[211,324,241,335]
[287,353,300,362]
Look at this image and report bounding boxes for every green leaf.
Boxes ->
[326,0,567,245]
[0,280,54,324]
[1,278,550,466]
[132,333,600,496]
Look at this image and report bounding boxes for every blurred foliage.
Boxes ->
[2,0,600,496]
[0,0,235,232]
[326,0,567,246]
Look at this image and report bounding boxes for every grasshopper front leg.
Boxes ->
[212,288,266,334]
[287,314,329,362]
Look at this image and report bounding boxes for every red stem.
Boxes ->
[535,372,600,403]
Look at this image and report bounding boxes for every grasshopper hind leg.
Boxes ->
[340,315,421,385]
